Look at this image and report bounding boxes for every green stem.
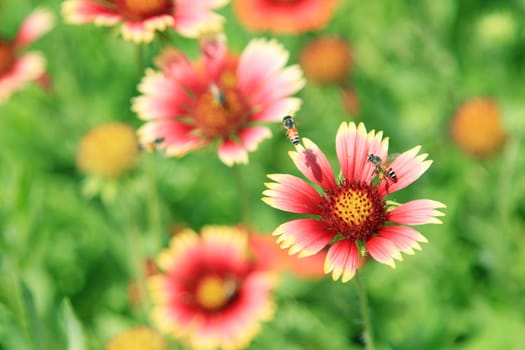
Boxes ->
[355,272,375,350]
[136,44,145,75]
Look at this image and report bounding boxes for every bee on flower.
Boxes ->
[133,35,305,166]
[263,122,445,282]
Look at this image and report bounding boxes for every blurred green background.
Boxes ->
[1,0,525,349]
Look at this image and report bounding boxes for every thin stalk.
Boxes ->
[233,165,249,225]
[355,272,375,350]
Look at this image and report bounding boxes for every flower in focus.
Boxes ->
[233,0,338,34]
[299,36,352,85]
[105,327,167,350]
[263,122,445,282]
[133,35,304,166]
[450,98,507,158]
[0,8,54,104]
[62,0,229,43]
[149,226,276,349]
[77,122,140,178]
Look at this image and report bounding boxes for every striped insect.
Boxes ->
[282,115,300,146]
[367,154,398,184]
[140,137,165,152]
[209,83,227,108]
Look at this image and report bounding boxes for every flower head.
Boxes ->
[106,327,167,350]
[263,122,445,282]
[450,98,507,158]
[299,36,352,85]
[0,8,54,104]
[233,0,338,34]
[133,35,304,166]
[62,0,229,43]
[77,122,140,178]
[149,226,276,350]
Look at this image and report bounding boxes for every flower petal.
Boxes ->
[249,97,302,122]
[388,199,446,225]
[262,174,322,215]
[121,17,173,43]
[272,219,332,257]
[173,0,228,38]
[218,139,248,166]
[14,8,55,48]
[336,122,373,182]
[0,53,45,103]
[365,236,402,267]
[379,146,433,195]
[378,226,427,255]
[237,39,289,100]
[62,0,121,25]
[239,126,272,152]
[288,139,336,191]
[324,240,360,283]
[133,70,194,120]
[200,34,227,81]
[138,121,206,157]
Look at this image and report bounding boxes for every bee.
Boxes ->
[282,115,300,146]
[209,83,227,108]
[367,154,398,184]
[140,137,165,152]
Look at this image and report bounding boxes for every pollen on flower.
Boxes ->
[319,181,387,241]
[194,85,249,139]
[195,275,237,310]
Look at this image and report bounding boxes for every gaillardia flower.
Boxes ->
[106,327,167,350]
[133,35,304,166]
[149,226,276,350]
[233,0,338,34]
[263,122,445,282]
[0,8,54,103]
[62,0,229,43]
[450,98,507,158]
[77,122,140,178]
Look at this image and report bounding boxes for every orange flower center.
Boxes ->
[0,41,15,75]
[195,275,237,310]
[194,81,250,140]
[319,181,386,241]
[113,0,173,20]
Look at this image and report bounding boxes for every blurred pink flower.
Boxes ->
[149,226,276,350]
[133,35,304,166]
[62,0,229,43]
[263,122,446,282]
[233,0,338,34]
[0,8,54,104]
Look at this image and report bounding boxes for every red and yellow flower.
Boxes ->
[233,0,338,34]
[133,35,304,166]
[0,8,54,103]
[263,122,445,282]
[62,0,229,43]
[148,226,276,349]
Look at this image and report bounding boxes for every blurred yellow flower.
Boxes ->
[105,327,167,350]
[77,122,139,178]
[451,98,507,158]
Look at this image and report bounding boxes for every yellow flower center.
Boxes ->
[113,0,173,20]
[333,189,373,227]
[195,275,237,310]
[0,41,15,75]
[193,82,249,140]
[319,181,386,241]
